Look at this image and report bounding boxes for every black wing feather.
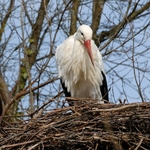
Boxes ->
[100,71,109,102]
[60,79,74,106]
[60,79,71,97]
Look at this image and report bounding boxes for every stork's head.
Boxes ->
[75,24,94,66]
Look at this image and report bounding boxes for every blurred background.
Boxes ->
[0,0,150,116]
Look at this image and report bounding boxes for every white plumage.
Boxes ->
[55,24,108,103]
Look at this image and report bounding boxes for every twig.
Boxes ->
[135,137,144,150]
[0,140,35,149]
[91,102,149,112]
[27,142,41,150]
[29,91,63,117]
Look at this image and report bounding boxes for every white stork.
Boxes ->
[55,24,109,104]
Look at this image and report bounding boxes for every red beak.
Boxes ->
[84,40,94,66]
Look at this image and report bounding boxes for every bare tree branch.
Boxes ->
[96,1,150,47]
[0,0,15,41]
[0,73,11,105]
[91,0,106,38]
[70,0,80,35]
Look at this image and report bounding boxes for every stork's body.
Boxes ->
[56,25,109,103]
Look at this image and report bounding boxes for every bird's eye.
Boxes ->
[81,32,84,36]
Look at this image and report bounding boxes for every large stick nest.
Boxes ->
[0,99,150,150]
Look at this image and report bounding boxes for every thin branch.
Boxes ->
[0,0,15,41]
[135,137,144,150]
[90,102,149,112]
[0,141,35,149]
[96,1,150,47]
[3,77,58,115]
